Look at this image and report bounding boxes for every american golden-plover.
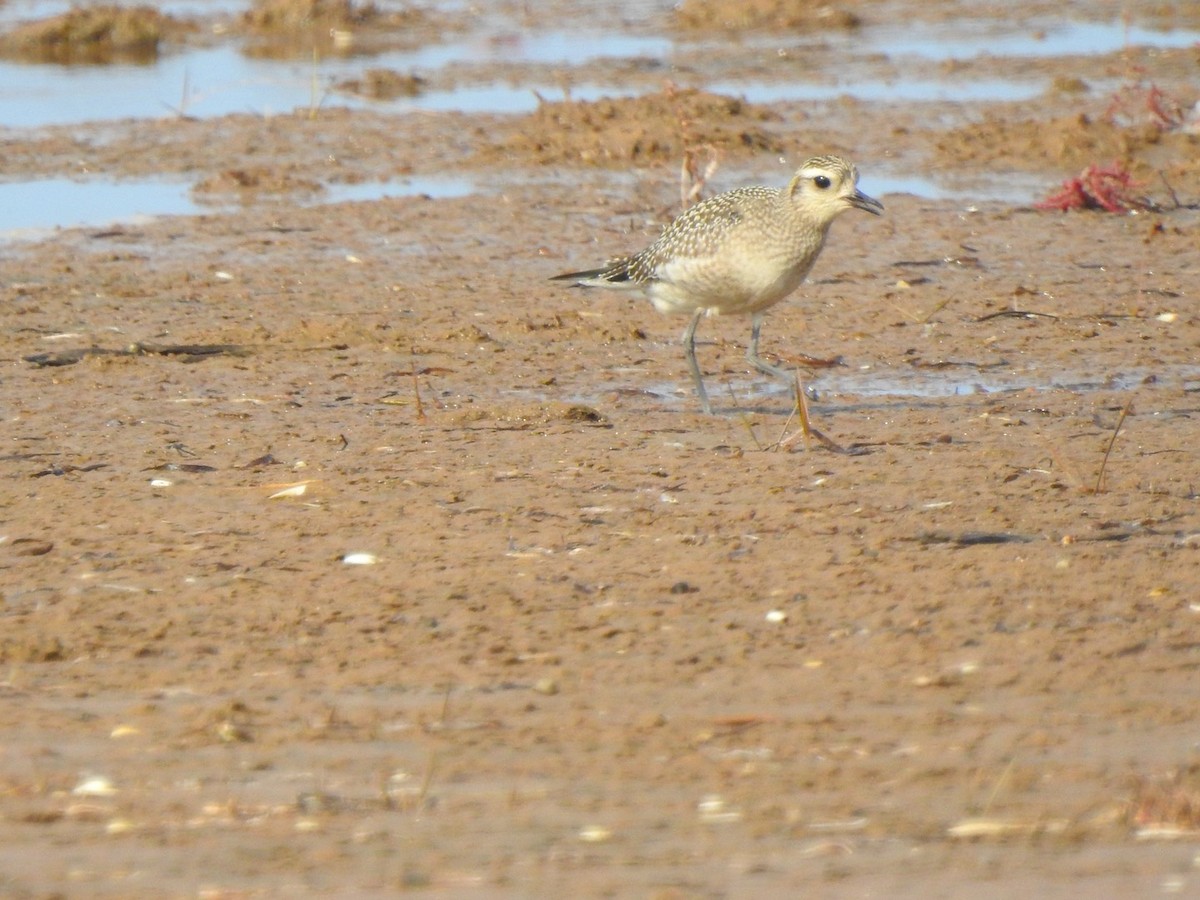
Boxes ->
[553,155,883,414]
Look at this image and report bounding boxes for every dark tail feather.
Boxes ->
[550,260,632,284]
[550,267,608,282]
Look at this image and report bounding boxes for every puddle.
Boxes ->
[0,39,658,127]
[319,176,475,204]
[853,18,1200,61]
[859,172,1048,204]
[710,78,1044,105]
[636,364,1200,408]
[827,364,1200,399]
[0,167,1023,240]
[0,178,194,236]
[407,30,672,68]
[0,175,475,239]
[0,45,335,127]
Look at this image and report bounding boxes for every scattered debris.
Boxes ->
[912,531,1037,546]
[24,343,251,368]
[1130,769,1200,837]
[267,481,312,499]
[336,68,426,101]
[948,817,1067,839]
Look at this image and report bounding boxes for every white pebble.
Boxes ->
[73,775,118,797]
[268,483,308,499]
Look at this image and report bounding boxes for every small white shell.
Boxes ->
[342,552,378,566]
[106,818,137,835]
[697,794,742,824]
[73,775,118,797]
[268,482,309,499]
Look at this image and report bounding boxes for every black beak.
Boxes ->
[849,189,884,216]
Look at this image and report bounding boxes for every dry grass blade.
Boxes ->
[772,376,849,453]
[773,396,797,449]
[916,297,954,324]
[777,375,847,453]
[726,383,763,451]
[1094,397,1134,493]
[982,758,1016,815]
[793,374,813,445]
[412,351,426,422]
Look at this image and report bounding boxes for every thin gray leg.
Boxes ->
[682,308,712,414]
[748,313,797,387]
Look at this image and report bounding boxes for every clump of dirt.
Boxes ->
[488,88,783,167]
[1129,766,1200,833]
[239,0,441,58]
[0,5,188,64]
[674,0,861,32]
[336,68,426,101]
[241,0,377,32]
[934,111,1200,186]
[1138,3,1200,27]
[191,166,326,203]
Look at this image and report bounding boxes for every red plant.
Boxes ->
[1144,85,1185,130]
[1036,161,1149,213]
[1104,71,1186,131]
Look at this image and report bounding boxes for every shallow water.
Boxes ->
[856,18,1200,61]
[638,362,1200,407]
[0,174,475,238]
[825,363,1200,399]
[0,167,1040,240]
[1,5,1197,231]
[712,78,1046,105]
[0,12,1195,127]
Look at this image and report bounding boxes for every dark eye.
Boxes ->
[813,175,831,189]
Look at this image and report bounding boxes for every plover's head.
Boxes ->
[788,155,884,222]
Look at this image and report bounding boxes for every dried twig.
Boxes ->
[412,351,426,422]
[727,382,763,451]
[1159,171,1182,210]
[664,80,721,210]
[1094,397,1134,493]
[778,374,848,453]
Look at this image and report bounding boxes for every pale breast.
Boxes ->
[646,232,826,315]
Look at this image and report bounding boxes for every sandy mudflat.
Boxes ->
[1,0,1199,895]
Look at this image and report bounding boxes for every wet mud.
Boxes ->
[1,1,1199,896]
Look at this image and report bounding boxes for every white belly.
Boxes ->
[647,252,813,317]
